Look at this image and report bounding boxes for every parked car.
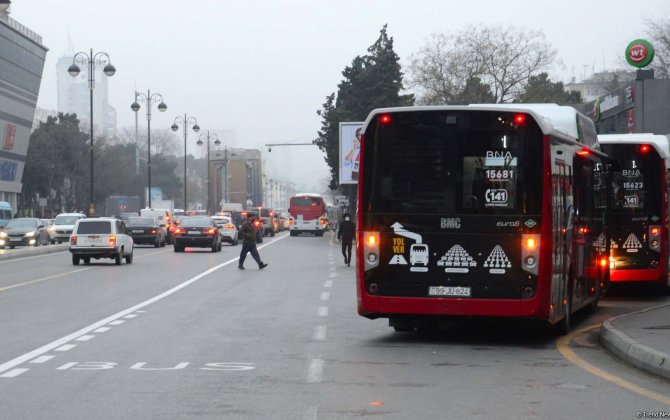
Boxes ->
[173,217,222,252]
[211,215,238,245]
[50,213,87,244]
[0,217,49,248]
[69,218,134,265]
[125,216,166,247]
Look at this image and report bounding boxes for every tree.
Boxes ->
[645,15,670,79]
[408,25,558,104]
[452,77,496,104]
[517,72,582,104]
[315,25,414,192]
[22,113,88,214]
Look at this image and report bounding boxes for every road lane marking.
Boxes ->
[0,268,92,292]
[0,235,287,376]
[313,326,327,341]
[320,292,330,301]
[0,368,29,378]
[93,327,111,333]
[306,358,324,383]
[123,314,138,319]
[0,251,69,265]
[0,249,171,293]
[109,320,125,325]
[76,335,95,342]
[324,280,333,288]
[328,273,337,278]
[30,355,54,364]
[55,344,77,352]
[318,306,328,317]
[557,323,670,406]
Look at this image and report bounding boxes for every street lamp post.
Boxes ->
[131,90,167,208]
[197,131,220,214]
[171,115,200,210]
[67,48,116,217]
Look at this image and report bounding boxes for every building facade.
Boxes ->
[209,148,262,211]
[0,9,47,212]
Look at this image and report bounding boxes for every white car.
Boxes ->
[50,212,87,244]
[211,216,239,245]
[69,218,134,265]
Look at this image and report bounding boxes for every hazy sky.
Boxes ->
[11,0,669,192]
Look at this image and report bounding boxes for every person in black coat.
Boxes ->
[337,213,355,266]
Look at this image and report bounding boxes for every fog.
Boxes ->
[11,0,669,192]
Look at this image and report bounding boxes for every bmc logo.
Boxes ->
[441,218,461,229]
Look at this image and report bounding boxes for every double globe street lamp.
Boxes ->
[171,115,200,210]
[67,49,116,217]
[197,132,220,214]
[131,91,167,208]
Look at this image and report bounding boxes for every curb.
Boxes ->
[0,244,69,261]
[600,303,670,381]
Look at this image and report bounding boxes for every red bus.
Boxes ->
[598,133,670,292]
[288,193,328,236]
[356,105,609,333]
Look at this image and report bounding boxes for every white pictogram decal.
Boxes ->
[483,245,511,274]
[623,233,642,253]
[593,233,607,253]
[391,222,429,272]
[438,245,477,273]
[610,239,619,249]
[389,254,408,265]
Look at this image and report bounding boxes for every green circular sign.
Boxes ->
[626,39,654,68]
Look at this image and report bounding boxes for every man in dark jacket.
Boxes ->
[238,213,268,270]
[337,213,355,266]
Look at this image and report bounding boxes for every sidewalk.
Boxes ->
[600,303,670,381]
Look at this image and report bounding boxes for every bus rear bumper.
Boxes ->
[358,294,543,319]
[610,268,664,283]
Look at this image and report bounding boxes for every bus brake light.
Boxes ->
[576,148,590,156]
[514,114,526,124]
[651,227,660,235]
[525,238,536,249]
[639,144,651,153]
[599,257,608,268]
[380,114,392,125]
[367,235,377,246]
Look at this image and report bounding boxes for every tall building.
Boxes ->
[0,6,47,211]
[56,54,117,138]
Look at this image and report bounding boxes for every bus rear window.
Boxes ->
[291,198,323,207]
[364,111,543,215]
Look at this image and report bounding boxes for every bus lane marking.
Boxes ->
[318,306,328,317]
[324,280,333,288]
[320,292,330,301]
[557,323,670,406]
[307,358,324,383]
[0,236,287,377]
[313,326,327,341]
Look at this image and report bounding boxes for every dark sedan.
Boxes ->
[173,217,222,252]
[0,217,49,249]
[125,216,166,247]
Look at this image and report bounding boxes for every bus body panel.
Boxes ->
[289,194,327,234]
[357,107,606,328]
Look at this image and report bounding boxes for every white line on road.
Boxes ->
[0,235,287,376]
[93,327,111,333]
[75,335,95,342]
[318,306,329,317]
[109,320,125,325]
[313,326,327,341]
[0,368,29,378]
[0,251,68,265]
[306,358,324,383]
[320,292,330,301]
[328,273,337,278]
[123,314,138,319]
[29,355,54,364]
[55,344,76,352]
[324,280,333,288]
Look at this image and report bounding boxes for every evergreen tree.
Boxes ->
[315,25,414,194]
[517,73,582,105]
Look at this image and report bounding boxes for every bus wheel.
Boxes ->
[555,288,572,335]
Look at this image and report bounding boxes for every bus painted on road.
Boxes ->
[357,104,609,333]
[597,133,670,292]
[288,193,328,236]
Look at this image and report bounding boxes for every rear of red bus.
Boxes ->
[357,108,558,329]
[599,141,668,288]
[288,195,328,236]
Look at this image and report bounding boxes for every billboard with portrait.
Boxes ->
[339,121,364,185]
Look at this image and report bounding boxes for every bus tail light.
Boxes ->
[521,234,540,275]
[649,225,661,252]
[363,231,380,272]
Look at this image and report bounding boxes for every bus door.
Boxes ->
[552,156,572,320]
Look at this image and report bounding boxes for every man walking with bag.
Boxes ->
[238,212,268,270]
[337,213,355,266]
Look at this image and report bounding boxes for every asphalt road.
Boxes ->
[1,232,668,419]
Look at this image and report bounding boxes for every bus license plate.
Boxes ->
[428,286,471,297]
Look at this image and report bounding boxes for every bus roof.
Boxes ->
[362,104,596,146]
[293,193,323,198]
[597,133,670,158]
